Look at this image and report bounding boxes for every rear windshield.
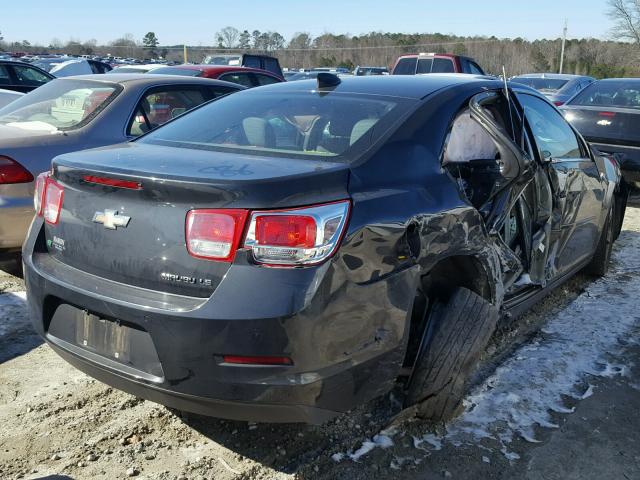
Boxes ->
[150,67,202,77]
[139,90,414,162]
[0,78,121,131]
[511,77,568,92]
[568,80,640,109]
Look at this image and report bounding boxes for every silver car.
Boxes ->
[0,88,23,109]
[510,73,595,106]
[0,74,243,259]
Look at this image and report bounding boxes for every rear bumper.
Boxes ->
[590,142,640,187]
[23,218,418,423]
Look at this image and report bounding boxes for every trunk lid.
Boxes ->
[46,142,349,297]
[563,105,640,147]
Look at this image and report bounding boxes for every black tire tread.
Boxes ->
[405,287,499,422]
[586,209,613,277]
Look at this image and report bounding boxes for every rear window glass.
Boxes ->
[150,67,202,77]
[139,91,414,162]
[0,79,121,131]
[432,58,455,73]
[510,77,568,92]
[393,57,417,75]
[416,58,433,74]
[568,80,640,109]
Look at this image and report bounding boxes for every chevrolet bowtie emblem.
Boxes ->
[93,209,131,230]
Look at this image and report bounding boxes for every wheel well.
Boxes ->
[401,255,493,371]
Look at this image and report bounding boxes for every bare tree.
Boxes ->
[216,26,240,49]
[608,0,640,44]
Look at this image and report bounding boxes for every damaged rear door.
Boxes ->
[443,88,549,290]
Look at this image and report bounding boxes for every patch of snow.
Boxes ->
[412,433,442,451]
[0,291,26,306]
[333,426,397,462]
[443,232,640,459]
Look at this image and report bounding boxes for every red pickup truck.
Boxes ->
[391,53,485,75]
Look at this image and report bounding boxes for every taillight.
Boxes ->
[553,101,564,107]
[185,209,249,261]
[244,200,350,266]
[34,172,49,215]
[82,175,142,190]
[43,178,64,225]
[0,156,34,184]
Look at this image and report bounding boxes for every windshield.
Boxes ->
[0,79,121,131]
[568,80,640,109]
[203,55,242,66]
[139,90,413,162]
[511,77,569,92]
[150,67,202,77]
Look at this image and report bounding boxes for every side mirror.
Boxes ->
[541,150,553,162]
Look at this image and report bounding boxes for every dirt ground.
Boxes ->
[1,202,640,480]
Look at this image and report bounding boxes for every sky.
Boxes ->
[1,0,615,46]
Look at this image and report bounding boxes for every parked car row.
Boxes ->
[0,66,626,425]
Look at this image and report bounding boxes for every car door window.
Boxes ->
[0,65,10,86]
[432,58,455,73]
[128,87,208,137]
[254,74,280,86]
[517,93,582,160]
[218,72,255,88]
[12,65,50,86]
[416,58,433,74]
[468,62,484,75]
[393,57,417,75]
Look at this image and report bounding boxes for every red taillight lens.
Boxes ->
[34,172,49,215]
[185,209,249,261]
[43,179,64,225]
[599,111,616,117]
[255,215,317,248]
[0,156,34,184]
[222,355,293,366]
[83,175,142,190]
[244,200,350,266]
[553,101,564,107]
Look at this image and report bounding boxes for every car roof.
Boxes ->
[53,73,245,87]
[512,73,591,80]
[158,65,278,75]
[593,77,640,83]
[244,74,503,99]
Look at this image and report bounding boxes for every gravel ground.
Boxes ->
[1,202,639,480]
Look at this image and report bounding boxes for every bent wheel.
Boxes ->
[405,287,499,422]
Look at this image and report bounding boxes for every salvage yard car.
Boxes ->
[0,60,54,93]
[391,53,485,75]
[23,74,625,424]
[562,78,640,189]
[510,73,595,106]
[150,65,284,87]
[0,74,243,259]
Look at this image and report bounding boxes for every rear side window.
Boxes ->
[393,57,417,75]
[218,72,254,88]
[416,58,433,74]
[0,65,10,86]
[12,65,50,86]
[254,74,280,86]
[432,58,455,73]
[128,87,209,137]
[468,62,484,75]
[518,93,583,160]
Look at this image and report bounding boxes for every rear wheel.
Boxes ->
[404,287,499,422]
[586,209,614,277]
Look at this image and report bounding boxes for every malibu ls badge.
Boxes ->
[93,209,131,230]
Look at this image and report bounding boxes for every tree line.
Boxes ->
[1,26,639,78]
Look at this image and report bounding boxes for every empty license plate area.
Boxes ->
[48,303,164,379]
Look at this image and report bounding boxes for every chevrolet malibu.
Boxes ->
[23,74,625,424]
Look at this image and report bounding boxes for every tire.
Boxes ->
[404,287,499,422]
[586,209,614,277]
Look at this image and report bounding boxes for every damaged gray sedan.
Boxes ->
[23,75,626,423]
